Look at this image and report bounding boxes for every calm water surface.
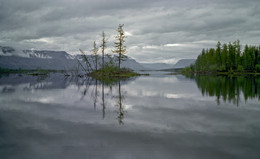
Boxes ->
[0,72,259,159]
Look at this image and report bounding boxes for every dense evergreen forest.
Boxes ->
[184,40,260,73]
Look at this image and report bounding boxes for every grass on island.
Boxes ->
[88,65,148,80]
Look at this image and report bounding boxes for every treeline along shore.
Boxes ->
[183,40,260,75]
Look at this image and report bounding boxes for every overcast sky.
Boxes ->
[0,0,259,63]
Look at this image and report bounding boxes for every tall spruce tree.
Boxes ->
[100,31,107,71]
[216,41,222,67]
[92,41,99,71]
[112,24,127,69]
[221,43,228,71]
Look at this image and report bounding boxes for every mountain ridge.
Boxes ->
[0,46,195,71]
[0,46,145,70]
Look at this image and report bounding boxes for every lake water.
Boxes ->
[0,72,260,159]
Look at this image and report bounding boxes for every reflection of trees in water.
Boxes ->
[92,79,98,110]
[80,77,93,100]
[102,81,105,119]
[192,75,260,105]
[114,81,126,125]
[78,77,127,124]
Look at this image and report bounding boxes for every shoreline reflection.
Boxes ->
[186,75,260,105]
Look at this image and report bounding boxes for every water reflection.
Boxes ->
[0,73,131,124]
[102,80,105,119]
[1,73,260,159]
[187,75,260,105]
[115,81,126,124]
[78,76,131,124]
[93,79,98,110]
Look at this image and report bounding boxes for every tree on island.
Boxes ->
[100,31,107,71]
[112,24,127,69]
[92,41,99,71]
[77,25,142,79]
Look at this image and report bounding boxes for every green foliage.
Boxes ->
[100,64,119,74]
[181,66,193,74]
[101,31,107,70]
[92,41,99,71]
[183,40,260,74]
[237,65,244,72]
[77,25,146,80]
[88,65,140,81]
[228,68,234,75]
[112,24,127,69]
[219,65,226,72]
[255,64,260,72]
[209,64,218,72]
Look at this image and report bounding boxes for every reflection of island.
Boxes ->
[0,73,133,124]
[191,75,260,105]
[84,77,131,124]
[97,80,126,124]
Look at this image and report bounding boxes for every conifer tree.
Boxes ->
[112,24,127,69]
[221,43,228,71]
[92,41,99,71]
[100,31,107,71]
[234,40,241,67]
[216,41,222,67]
[187,41,260,73]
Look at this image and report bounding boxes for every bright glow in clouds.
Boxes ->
[192,40,217,44]
[142,45,159,49]
[125,32,133,36]
[24,38,54,44]
[164,43,194,47]
[165,94,181,99]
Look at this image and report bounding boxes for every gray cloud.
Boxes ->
[0,0,260,63]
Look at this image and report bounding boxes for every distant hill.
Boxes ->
[0,46,78,70]
[173,59,196,68]
[0,46,144,71]
[0,46,195,71]
[141,59,196,70]
[141,63,175,70]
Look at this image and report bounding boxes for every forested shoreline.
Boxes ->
[183,40,260,74]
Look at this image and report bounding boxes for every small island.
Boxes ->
[88,66,140,78]
[77,24,145,80]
